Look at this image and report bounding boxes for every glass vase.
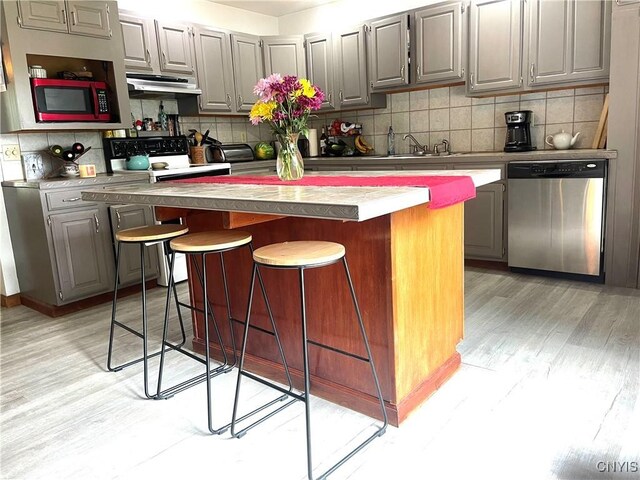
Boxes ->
[276,132,304,181]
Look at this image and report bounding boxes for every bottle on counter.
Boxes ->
[158,101,168,131]
[387,126,395,156]
[320,126,328,156]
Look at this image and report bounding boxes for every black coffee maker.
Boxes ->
[504,110,536,152]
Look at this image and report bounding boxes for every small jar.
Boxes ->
[29,65,47,78]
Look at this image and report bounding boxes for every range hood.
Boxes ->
[126,73,202,98]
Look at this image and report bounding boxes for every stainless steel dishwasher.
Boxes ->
[507,160,607,282]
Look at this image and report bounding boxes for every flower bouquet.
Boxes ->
[250,74,324,181]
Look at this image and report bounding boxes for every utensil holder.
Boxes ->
[190,146,206,164]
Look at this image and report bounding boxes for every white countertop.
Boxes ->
[81,169,501,222]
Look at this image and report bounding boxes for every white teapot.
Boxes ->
[545,130,581,150]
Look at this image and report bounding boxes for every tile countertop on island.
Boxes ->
[1,172,150,189]
[81,169,501,222]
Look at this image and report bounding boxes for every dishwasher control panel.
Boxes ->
[508,160,606,179]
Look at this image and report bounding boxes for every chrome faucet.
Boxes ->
[433,139,450,156]
[402,134,429,155]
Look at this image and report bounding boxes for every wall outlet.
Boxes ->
[22,153,45,180]
[3,144,21,161]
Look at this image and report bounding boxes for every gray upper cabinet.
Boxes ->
[193,26,235,112]
[17,0,111,38]
[304,32,336,110]
[528,0,611,86]
[414,1,466,85]
[367,13,409,90]
[262,36,306,77]
[334,25,369,108]
[155,20,195,75]
[231,33,264,112]
[468,0,523,93]
[120,12,158,73]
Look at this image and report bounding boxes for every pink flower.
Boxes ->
[253,73,283,101]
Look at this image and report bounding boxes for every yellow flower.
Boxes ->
[249,100,277,123]
[299,78,315,98]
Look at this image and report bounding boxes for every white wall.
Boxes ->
[278,0,439,34]
[116,0,279,35]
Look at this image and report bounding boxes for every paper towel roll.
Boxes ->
[307,129,319,157]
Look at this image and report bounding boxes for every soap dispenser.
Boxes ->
[387,126,395,155]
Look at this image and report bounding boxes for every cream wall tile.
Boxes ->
[544,123,573,149]
[519,99,546,126]
[494,102,520,127]
[1,160,25,181]
[360,116,375,136]
[215,123,233,143]
[572,121,599,149]
[47,133,75,149]
[471,96,494,105]
[340,113,358,124]
[74,132,102,149]
[575,86,604,96]
[494,127,507,150]
[450,106,471,130]
[530,125,545,150]
[162,100,179,114]
[0,134,19,145]
[409,110,429,132]
[392,112,410,134]
[395,139,410,155]
[391,92,410,112]
[429,131,450,150]
[429,87,450,109]
[495,94,520,104]
[520,91,547,101]
[472,104,495,129]
[471,128,494,151]
[356,109,373,117]
[373,134,387,154]
[409,132,430,149]
[573,94,604,122]
[231,122,247,142]
[409,89,429,110]
[377,97,391,114]
[18,133,48,151]
[429,109,449,131]
[181,123,200,135]
[129,99,143,121]
[547,88,574,98]
[449,130,471,153]
[374,113,391,135]
[450,85,471,107]
[141,99,161,118]
[546,96,574,124]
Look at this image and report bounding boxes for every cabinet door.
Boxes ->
[305,33,336,110]
[368,14,409,90]
[231,33,264,112]
[334,25,369,107]
[67,1,111,38]
[262,36,306,77]
[110,205,158,286]
[49,208,114,303]
[156,20,195,75]
[415,2,466,85]
[120,13,158,73]
[468,0,523,93]
[194,27,235,113]
[17,0,68,32]
[463,183,505,259]
[528,0,610,86]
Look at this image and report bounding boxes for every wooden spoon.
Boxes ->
[194,131,203,145]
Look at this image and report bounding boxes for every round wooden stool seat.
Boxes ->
[116,224,189,243]
[253,241,345,267]
[170,230,252,253]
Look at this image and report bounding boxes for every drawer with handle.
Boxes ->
[45,189,97,211]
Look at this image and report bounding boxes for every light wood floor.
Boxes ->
[1,268,639,480]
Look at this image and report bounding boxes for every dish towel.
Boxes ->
[172,174,476,209]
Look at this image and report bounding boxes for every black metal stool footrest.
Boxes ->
[156,363,232,399]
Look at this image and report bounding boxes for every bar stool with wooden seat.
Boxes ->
[107,224,189,399]
[156,230,293,435]
[231,240,388,480]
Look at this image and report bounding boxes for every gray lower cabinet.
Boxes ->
[193,26,235,113]
[528,0,611,86]
[414,1,466,85]
[262,35,306,77]
[333,25,370,108]
[304,32,336,110]
[231,33,264,112]
[109,204,158,286]
[367,13,409,90]
[463,183,505,260]
[468,0,523,93]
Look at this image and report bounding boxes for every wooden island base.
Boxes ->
[161,202,464,427]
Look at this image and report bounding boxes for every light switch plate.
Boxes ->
[3,144,21,161]
[22,153,45,180]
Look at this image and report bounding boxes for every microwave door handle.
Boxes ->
[91,84,100,119]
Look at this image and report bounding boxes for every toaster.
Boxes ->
[206,143,255,163]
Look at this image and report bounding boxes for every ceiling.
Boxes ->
[214,0,335,17]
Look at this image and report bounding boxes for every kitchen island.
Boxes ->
[82,169,500,426]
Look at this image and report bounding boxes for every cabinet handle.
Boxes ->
[400,65,405,81]
[116,211,121,229]
[146,49,151,65]
[238,95,243,108]
[339,90,343,103]
[62,197,81,202]
[61,8,66,24]
[416,65,421,76]
[530,63,535,83]
[162,51,167,67]
[470,72,474,89]
[226,93,232,108]
[70,10,77,25]
[328,92,332,103]
[94,213,100,233]
[370,81,374,90]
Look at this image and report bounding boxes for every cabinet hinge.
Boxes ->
[502,247,506,257]
[461,3,466,14]
[365,24,371,33]
[58,291,63,300]
[106,3,110,13]
[47,216,52,227]
[258,39,263,47]
[17,15,22,26]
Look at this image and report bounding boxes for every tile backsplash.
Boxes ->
[0,85,607,181]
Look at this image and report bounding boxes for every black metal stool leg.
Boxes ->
[299,267,314,480]
[140,242,155,399]
[156,251,177,397]
[107,241,123,372]
[219,251,238,368]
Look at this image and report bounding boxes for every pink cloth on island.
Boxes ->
[172,174,476,209]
